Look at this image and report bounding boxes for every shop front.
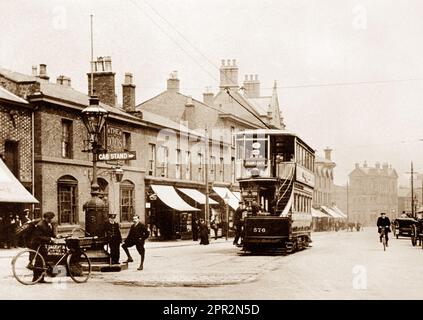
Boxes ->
[147,184,200,240]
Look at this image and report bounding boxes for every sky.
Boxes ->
[1,0,423,186]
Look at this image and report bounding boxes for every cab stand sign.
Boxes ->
[97,151,137,161]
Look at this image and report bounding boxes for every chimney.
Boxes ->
[38,64,49,80]
[167,71,180,92]
[324,147,332,161]
[31,66,37,77]
[243,74,260,98]
[203,87,214,105]
[184,95,195,128]
[363,161,367,168]
[382,162,389,170]
[219,58,239,90]
[355,163,359,169]
[375,162,380,169]
[87,56,116,106]
[56,75,71,87]
[122,73,136,112]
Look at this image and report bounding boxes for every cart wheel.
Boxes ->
[67,251,91,283]
[11,249,46,285]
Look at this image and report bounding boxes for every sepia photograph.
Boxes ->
[0,0,422,307]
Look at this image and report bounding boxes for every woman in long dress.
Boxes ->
[199,219,209,245]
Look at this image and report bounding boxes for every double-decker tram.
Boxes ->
[235,129,315,253]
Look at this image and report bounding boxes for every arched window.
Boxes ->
[120,180,135,222]
[57,175,78,225]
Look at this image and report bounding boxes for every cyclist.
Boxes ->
[377,212,391,246]
[30,212,56,283]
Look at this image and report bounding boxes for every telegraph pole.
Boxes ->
[204,126,209,224]
[411,162,415,218]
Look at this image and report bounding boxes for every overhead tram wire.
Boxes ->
[224,88,271,129]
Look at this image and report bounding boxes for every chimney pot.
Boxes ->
[245,75,248,81]
[221,59,225,66]
[38,64,49,80]
[355,163,359,169]
[227,59,231,66]
[255,74,258,81]
[167,71,180,92]
[232,59,236,66]
[124,73,133,85]
[250,74,253,81]
[31,66,37,76]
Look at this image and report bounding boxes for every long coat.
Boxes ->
[104,222,122,243]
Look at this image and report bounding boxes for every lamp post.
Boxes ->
[223,192,230,240]
[81,96,109,237]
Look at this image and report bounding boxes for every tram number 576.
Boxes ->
[253,227,266,233]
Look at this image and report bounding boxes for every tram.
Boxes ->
[235,129,315,253]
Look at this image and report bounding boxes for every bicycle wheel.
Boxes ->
[67,251,91,283]
[382,236,386,251]
[11,249,46,285]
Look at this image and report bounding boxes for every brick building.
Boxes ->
[348,161,398,225]
[0,85,35,215]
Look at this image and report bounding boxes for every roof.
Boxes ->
[245,96,272,116]
[0,86,29,105]
[349,166,398,178]
[0,67,43,83]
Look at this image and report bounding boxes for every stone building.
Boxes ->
[348,161,398,225]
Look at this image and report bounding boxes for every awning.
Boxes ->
[232,191,241,201]
[212,187,239,210]
[177,188,218,205]
[311,207,329,218]
[151,185,200,211]
[321,205,344,218]
[0,158,38,203]
[332,205,348,218]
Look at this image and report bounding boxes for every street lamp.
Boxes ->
[81,96,109,237]
[223,192,230,240]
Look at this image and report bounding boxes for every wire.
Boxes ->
[224,88,271,129]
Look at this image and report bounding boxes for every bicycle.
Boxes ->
[379,226,389,251]
[11,236,93,285]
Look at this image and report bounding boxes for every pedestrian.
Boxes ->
[199,219,209,245]
[122,215,149,271]
[191,213,199,241]
[233,202,244,246]
[377,212,391,246]
[30,211,56,283]
[210,217,218,240]
[104,213,122,265]
[6,213,17,248]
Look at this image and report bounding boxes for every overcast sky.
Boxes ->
[1,0,423,186]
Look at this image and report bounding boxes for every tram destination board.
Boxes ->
[97,151,136,161]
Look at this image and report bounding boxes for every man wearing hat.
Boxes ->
[233,202,245,246]
[31,211,56,283]
[104,213,122,265]
[377,212,391,246]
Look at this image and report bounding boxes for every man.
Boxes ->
[377,212,391,246]
[233,202,244,246]
[122,215,149,270]
[31,212,56,283]
[104,213,122,265]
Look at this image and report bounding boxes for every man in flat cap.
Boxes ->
[104,213,122,265]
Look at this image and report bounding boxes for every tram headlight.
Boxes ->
[251,168,260,177]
